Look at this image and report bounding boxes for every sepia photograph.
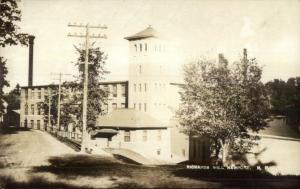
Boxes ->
[0,0,300,188]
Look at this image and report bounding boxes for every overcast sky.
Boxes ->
[1,0,300,91]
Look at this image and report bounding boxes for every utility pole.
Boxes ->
[68,23,107,152]
[51,72,72,132]
[48,86,51,132]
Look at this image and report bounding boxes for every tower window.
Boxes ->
[134,44,137,52]
[139,84,142,92]
[144,83,147,92]
[144,103,147,112]
[145,43,147,51]
[139,65,142,74]
[140,43,142,51]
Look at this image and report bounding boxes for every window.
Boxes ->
[139,103,141,111]
[37,120,40,130]
[24,119,28,128]
[104,85,109,97]
[38,91,41,99]
[134,44,137,51]
[157,130,162,141]
[157,149,161,155]
[134,84,136,92]
[31,90,34,99]
[112,103,117,110]
[133,103,136,109]
[124,131,130,142]
[145,43,147,51]
[139,84,141,92]
[25,103,28,115]
[144,83,147,92]
[121,84,126,97]
[121,103,125,108]
[31,104,34,115]
[139,65,142,74]
[140,43,142,51]
[143,130,147,141]
[113,85,117,97]
[144,103,147,112]
[25,90,28,99]
[37,104,41,115]
[30,120,34,128]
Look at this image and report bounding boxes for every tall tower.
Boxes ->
[125,26,171,122]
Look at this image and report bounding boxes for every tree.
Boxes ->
[39,45,109,131]
[0,0,28,121]
[265,77,300,127]
[0,58,9,119]
[176,50,269,165]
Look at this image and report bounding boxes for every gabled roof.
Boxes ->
[124,26,161,41]
[96,109,167,129]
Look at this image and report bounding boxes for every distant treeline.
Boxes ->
[265,77,300,127]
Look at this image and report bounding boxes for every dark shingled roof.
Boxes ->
[124,26,161,41]
[96,109,168,129]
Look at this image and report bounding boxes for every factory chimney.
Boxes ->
[28,35,35,87]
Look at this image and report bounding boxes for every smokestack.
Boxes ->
[243,48,247,60]
[28,35,35,87]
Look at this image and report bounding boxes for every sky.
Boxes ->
[1,0,300,91]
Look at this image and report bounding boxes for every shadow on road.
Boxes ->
[30,154,146,178]
[0,126,30,135]
[0,175,94,189]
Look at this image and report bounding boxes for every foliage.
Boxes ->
[0,58,9,118]
[0,0,28,47]
[39,45,109,131]
[176,51,270,164]
[4,83,20,110]
[0,0,28,121]
[265,77,300,127]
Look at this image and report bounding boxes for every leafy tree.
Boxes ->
[0,0,28,121]
[0,58,9,119]
[177,51,269,165]
[4,83,20,110]
[39,45,109,131]
[265,77,300,127]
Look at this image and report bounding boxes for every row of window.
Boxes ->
[133,103,147,112]
[134,43,165,52]
[133,83,166,93]
[123,130,162,142]
[133,83,147,92]
[112,103,126,109]
[24,104,41,115]
[25,90,42,99]
[104,84,126,98]
[23,119,43,129]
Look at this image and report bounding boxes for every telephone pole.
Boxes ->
[51,72,73,132]
[68,23,107,152]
